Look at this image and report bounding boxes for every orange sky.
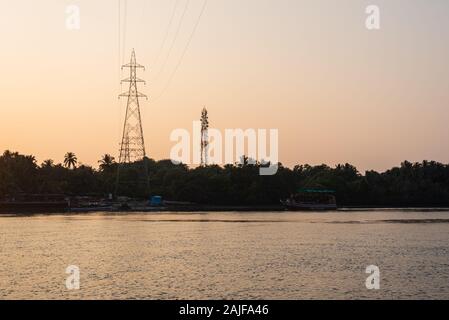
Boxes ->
[1,0,449,172]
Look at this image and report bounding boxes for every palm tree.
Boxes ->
[41,159,54,168]
[64,152,78,169]
[98,154,115,171]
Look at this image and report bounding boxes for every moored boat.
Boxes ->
[281,189,337,211]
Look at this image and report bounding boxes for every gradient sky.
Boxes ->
[1,0,449,172]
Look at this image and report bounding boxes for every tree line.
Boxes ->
[1,150,449,207]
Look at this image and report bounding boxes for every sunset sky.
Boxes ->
[1,0,448,172]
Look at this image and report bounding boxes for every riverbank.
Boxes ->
[70,204,287,213]
[3,205,449,215]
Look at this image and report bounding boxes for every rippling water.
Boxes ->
[1,210,449,299]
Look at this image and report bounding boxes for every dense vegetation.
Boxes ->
[1,150,449,207]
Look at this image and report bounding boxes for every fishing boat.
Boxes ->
[281,189,337,211]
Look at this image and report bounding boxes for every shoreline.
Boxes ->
[2,205,449,215]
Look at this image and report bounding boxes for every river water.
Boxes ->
[1,210,448,299]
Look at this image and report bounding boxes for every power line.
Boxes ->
[118,0,121,70]
[153,0,190,82]
[138,0,149,30]
[121,0,128,65]
[118,0,122,141]
[151,0,181,69]
[151,0,208,102]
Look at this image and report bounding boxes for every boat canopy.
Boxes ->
[297,189,336,194]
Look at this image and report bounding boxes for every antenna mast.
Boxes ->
[200,107,209,166]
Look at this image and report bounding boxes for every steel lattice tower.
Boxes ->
[200,107,209,166]
[115,49,149,197]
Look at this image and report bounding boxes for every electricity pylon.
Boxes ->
[200,107,209,166]
[115,49,150,198]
